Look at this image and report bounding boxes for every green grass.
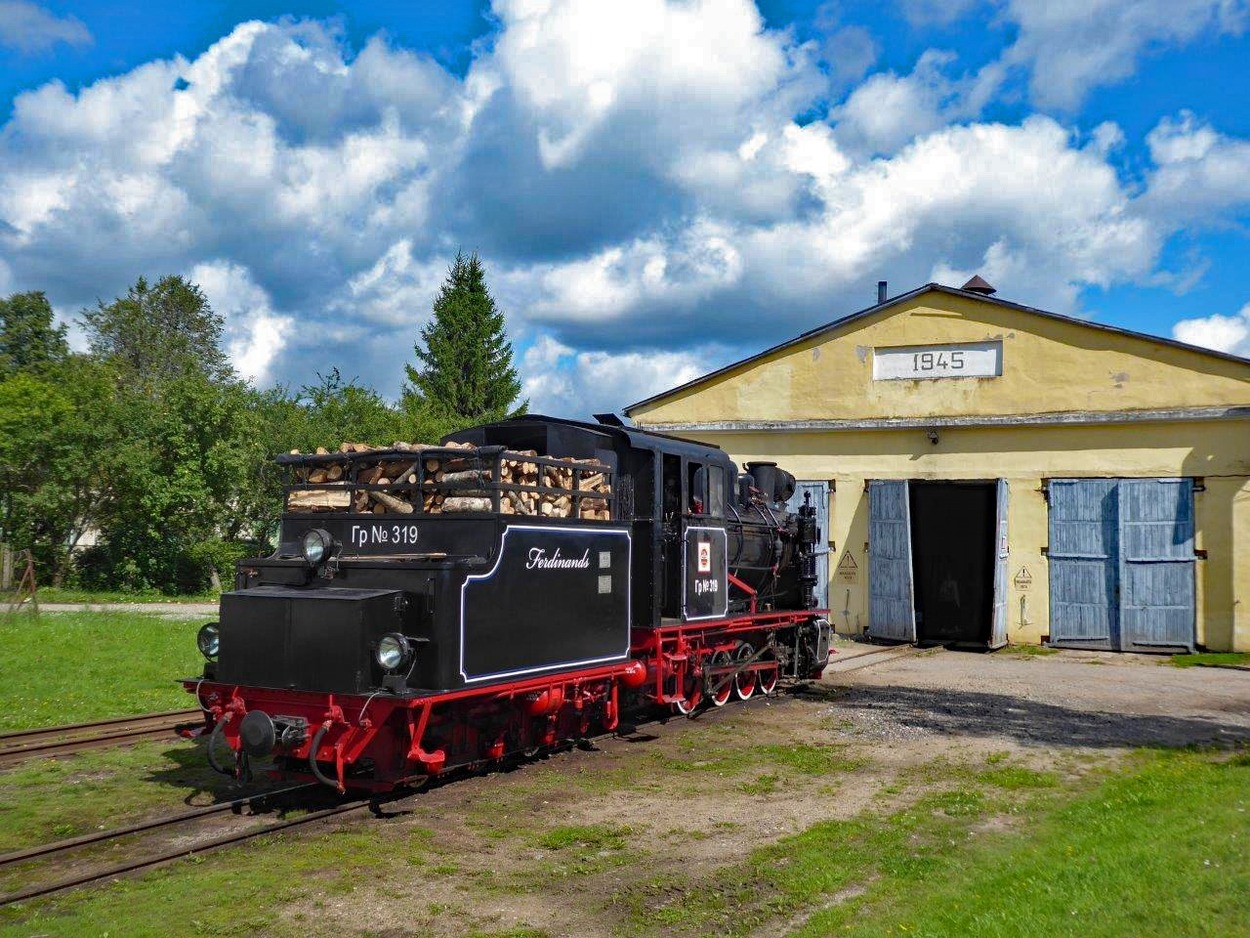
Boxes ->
[1170,652,1250,669]
[0,741,233,855]
[3,742,1245,937]
[0,587,218,605]
[534,823,633,852]
[0,823,432,937]
[616,747,1249,938]
[0,611,206,729]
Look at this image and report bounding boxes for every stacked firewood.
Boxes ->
[285,441,612,520]
[492,453,611,519]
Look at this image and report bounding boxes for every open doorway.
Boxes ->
[909,481,996,646]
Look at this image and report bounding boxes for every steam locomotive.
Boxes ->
[185,415,831,791]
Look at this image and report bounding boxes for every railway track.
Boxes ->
[823,643,931,675]
[1,649,916,909]
[0,709,202,769]
[0,783,367,907]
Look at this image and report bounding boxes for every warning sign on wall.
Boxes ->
[836,552,859,583]
[1013,567,1033,590]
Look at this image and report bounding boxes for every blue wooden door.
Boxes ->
[1048,479,1119,650]
[1048,479,1194,651]
[1119,479,1195,651]
[788,482,829,610]
[868,480,916,642]
[990,479,1009,649]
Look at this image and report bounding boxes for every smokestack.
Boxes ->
[877,280,887,304]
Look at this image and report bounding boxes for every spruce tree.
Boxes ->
[402,251,525,436]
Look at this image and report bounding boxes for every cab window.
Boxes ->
[688,464,726,517]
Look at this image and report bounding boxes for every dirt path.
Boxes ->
[18,602,217,616]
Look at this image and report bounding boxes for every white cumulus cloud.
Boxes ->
[0,0,90,53]
[522,335,711,417]
[0,2,1248,416]
[1172,302,1250,357]
[1000,0,1248,110]
[189,260,293,386]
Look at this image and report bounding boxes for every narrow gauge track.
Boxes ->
[0,648,916,909]
[0,783,364,907]
[823,645,930,675]
[0,709,202,769]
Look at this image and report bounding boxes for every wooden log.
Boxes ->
[315,446,329,455]
[505,491,534,515]
[370,490,413,514]
[441,469,492,485]
[353,491,370,513]
[357,466,384,484]
[288,489,352,511]
[307,469,329,484]
[327,463,344,481]
[443,496,492,513]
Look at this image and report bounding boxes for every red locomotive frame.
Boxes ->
[187,606,827,793]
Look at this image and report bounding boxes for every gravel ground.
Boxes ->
[828,643,1250,749]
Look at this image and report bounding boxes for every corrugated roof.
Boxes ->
[624,282,1250,415]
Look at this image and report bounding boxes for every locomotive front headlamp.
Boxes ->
[197,623,220,660]
[376,633,412,672]
[300,528,337,566]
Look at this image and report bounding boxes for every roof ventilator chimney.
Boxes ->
[961,275,996,296]
[877,280,887,304]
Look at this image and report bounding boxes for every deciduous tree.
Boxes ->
[81,275,232,387]
[0,291,68,376]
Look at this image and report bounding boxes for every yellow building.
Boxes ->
[626,280,1250,653]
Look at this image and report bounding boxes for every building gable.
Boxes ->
[628,288,1250,427]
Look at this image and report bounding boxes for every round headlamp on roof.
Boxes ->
[300,528,338,567]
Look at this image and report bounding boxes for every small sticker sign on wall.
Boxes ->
[836,552,859,583]
[697,541,712,573]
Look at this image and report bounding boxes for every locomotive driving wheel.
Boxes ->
[672,668,703,715]
[756,648,780,696]
[733,642,758,700]
[707,651,733,707]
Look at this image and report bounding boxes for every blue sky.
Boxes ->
[1,0,1248,416]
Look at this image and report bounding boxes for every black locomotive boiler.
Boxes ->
[186,415,832,791]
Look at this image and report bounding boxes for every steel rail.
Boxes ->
[0,709,200,742]
[0,783,318,870]
[0,790,367,907]
[823,645,929,675]
[0,711,202,768]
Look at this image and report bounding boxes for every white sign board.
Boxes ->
[873,341,1002,380]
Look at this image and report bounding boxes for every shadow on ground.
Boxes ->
[813,684,1250,749]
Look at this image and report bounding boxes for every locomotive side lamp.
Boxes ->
[197,623,220,660]
[300,528,339,567]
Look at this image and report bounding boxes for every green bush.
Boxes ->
[72,536,267,595]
